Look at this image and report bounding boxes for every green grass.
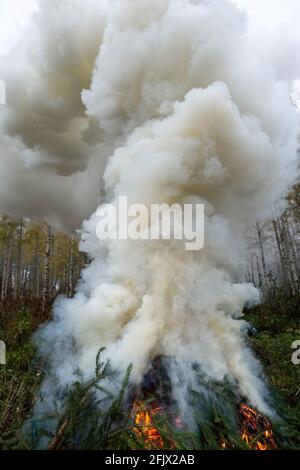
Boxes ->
[244,290,300,449]
[0,301,44,449]
[244,291,300,406]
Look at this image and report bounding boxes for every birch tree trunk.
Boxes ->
[1,228,12,301]
[42,225,52,314]
[14,218,24,299]
[67,239,75,298]
[256,222,267,281]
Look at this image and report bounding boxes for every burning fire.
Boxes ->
[239,403,277,450]
[132,401,164,448]
[132,398,276,451]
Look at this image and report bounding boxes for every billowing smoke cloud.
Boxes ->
[0,0,109,229]
[2,0,299,425]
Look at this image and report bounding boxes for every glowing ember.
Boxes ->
[133,401,164,448]
[239,403,277,450]
[174,416,183,429]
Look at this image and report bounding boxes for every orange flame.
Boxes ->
[239,403,277,450]
[133,401,164,448]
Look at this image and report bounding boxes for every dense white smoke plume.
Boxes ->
[0,0,109,228]
[1,0,299,422]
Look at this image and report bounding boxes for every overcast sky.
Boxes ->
[0,0,299,47]
[0,0,37,54]
[0,0,299,79]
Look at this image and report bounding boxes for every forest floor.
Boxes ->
[0,292,299,450]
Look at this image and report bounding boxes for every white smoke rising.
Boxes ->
[2,0,299,423]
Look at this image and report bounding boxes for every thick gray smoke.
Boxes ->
[0,0,109,229]
[1,0,299,424]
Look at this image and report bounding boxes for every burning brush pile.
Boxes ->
[238,403,277,451]
[132,401,164,448]
[130,362,277,451]
[131,400,277,451]
[43,352,277,451]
